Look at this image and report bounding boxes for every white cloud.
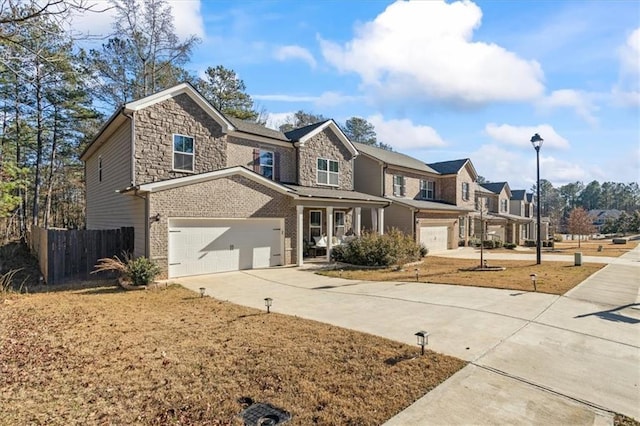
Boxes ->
[274,45,317,68]
[613,27,640,107]
[69,0,204,42]
[484,123,570,150]
[264,112,294,131]
[537,90,598,126]
[471,144,587,189]
[368,114,446,149]
[319,0,544,105]
[253,91,359,108]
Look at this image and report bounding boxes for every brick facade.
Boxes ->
[148,175,296,278]
[134,93,227,184]
[384,167,439,200]
[298,128,354,189]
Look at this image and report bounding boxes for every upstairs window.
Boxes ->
[501,199,508,212]
[317,158,338,186]
[420,179,435,199]
[393,175,405,196]
[462,182,470,201]
[259,150,273,179]
[173,134,194,172]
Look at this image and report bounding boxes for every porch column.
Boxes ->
[326,206,333,261]
[296,205,304,266]
[354,207,361,236]
[377,207,385,235]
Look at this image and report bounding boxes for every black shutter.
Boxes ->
[253,149,260,173]
[274,151,281,182]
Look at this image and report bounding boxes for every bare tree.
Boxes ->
[567,207,596,248]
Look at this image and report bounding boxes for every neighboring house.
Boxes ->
[509,189,536,244]
[81,83,389,278]
[475,182,532,244]
[588,209,622,232]
[353,144,474,252]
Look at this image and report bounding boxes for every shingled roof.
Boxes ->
[427,158,469,174]
[510,189,526,200]
[284,120,331,141]
[354,143,439,174]
[226,117,290,141]
[480,182,509,194]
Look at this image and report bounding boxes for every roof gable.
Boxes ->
[510,189,526,200]
[125,82,235,133]
[480,182,509,195]
[286,120,358,156]
[135,166,297,196]
[354,142,439,174]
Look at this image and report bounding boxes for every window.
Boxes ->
[334,211,345,237]
[393,175,405,196]
[173,134,194,171]
[259,150,274,179]
[420,180,435,199]
[317,158,339,186]
[501,199,508,212]
[462,182,470,201]
[98,156,103,182]
[309,210,322,239]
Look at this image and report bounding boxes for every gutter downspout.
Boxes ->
[123,110,135,187]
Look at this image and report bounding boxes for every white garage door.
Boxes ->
[168,218,283,278]
[419,226,449,252]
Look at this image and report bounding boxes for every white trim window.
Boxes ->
[393,175,405,196]
[462,182,470,201]
[420,179,435,200]
[309,210,322,239]
[501,199,508,212]
[173,134,194,172]
[334,211,345,237]
[259,150,274,179]
[317,158,339,186]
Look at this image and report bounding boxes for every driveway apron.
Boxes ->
[177,245,640,424]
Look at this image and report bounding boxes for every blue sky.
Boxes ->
[76,0,640,191]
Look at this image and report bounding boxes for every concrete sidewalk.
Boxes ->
[176,245,640,424]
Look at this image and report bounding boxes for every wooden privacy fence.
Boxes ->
[29,226,134,284]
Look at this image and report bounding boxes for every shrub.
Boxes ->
[330,229,423,267]
[482,240,495,249]
[93,253,160,287]
[504,242,517,249]
[469,238,481,247]
[554,234,563,242]
[524,240,537,247]
[494,240,504,248]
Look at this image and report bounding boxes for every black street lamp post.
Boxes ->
[531,133,544,265]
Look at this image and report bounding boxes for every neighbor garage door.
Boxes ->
[419,226,448,252]
[168,218,283,278]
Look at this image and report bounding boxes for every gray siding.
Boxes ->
[385,203,414,236]
[354,155,383,196]
[85,121,146,257]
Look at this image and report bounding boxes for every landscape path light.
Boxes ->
[531,133,544,265]
[199,287,205,298]
[530,273,537,292]
[415,330,429,356]
[264,297,273,313]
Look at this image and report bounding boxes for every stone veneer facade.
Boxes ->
[148,175,297,278]
[297,128,354,189]
[134,93,227,185]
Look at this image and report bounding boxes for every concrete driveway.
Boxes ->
[176,247,640,424]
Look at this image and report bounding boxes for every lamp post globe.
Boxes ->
[530,133,544,265]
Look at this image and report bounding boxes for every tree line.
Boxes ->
[534,179,640,234]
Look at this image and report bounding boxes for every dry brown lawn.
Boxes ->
[0,285,464,425]
[545,239,639,257]
[321,257,604,295]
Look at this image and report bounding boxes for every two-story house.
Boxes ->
[510,189,536,244]
[81,83,389,278]
[476,182,534,244]
[353,144,474,252]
